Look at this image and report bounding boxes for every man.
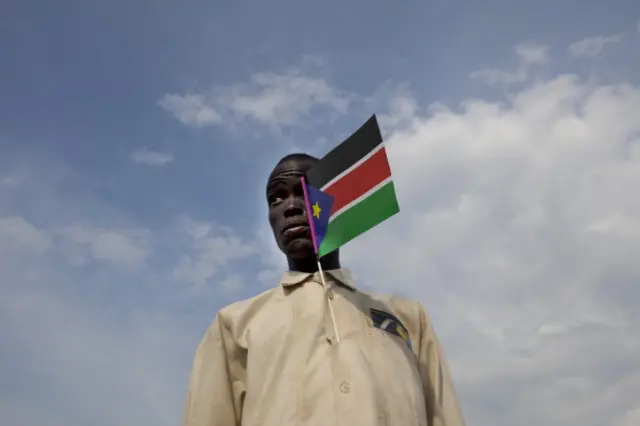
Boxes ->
[182,153,466,426]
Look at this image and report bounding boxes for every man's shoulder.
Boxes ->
[196,287,283,347]
[362,289,423,313]
[358,289,427,330]
[216,287,281,323]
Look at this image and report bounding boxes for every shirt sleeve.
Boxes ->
[415,303,466,426]
[182,313,246,426]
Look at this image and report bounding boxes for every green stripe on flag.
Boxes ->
[318,181,399,257]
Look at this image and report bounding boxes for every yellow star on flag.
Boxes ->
[312,202,322,219]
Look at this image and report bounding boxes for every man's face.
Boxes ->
[266,157,317,259]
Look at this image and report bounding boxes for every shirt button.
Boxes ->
[327,290,334,300]
[339,382,352,394]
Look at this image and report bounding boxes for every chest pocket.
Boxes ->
[370,308,413,350]
[366,307,427,425]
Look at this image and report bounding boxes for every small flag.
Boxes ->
[305,115,400,257]
[370,308,412,349]
[301,178,335,254]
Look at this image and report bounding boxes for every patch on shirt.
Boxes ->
[370,308,412,349]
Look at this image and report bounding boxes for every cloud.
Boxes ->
[218,274,245,293]
[159,57,351,131]
[568,34,624,57]
[158,93,222,128]
[222,68,350,127]
[0,173,24,188]
[0,211,257,426]
[342,50,640,426]
[515,42,549,66]
[621,408,640,426]
[470,42,549,86]
[0,282,194,426]
[0,216,52,254]
[0,215,188,426]
[373,83,420,132]
[129,148,174,166]
[171,218,258,289]
[58,224,150,269]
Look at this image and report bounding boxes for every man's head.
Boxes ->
[266,153,319,260]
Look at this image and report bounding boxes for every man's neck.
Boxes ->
[287,252,340,273]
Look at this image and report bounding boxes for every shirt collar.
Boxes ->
[279,268,357,290]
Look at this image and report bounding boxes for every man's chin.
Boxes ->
[284,238,315,259]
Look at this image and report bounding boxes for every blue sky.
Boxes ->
[2,1,640,426]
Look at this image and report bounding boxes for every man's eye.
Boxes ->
[269,195,283,205]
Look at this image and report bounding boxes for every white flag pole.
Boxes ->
[301,176,341,344]
[317,258,341,344]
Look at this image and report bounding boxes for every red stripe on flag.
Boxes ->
[323,147,392,215]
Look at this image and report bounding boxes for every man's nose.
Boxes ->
[284,197,305,218]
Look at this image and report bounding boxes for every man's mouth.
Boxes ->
[282,224,310,239]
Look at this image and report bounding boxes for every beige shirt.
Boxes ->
[183,268,465,426]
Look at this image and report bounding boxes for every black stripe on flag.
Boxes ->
[306,114,383,189]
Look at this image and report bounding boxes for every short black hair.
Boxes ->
[276,152,319,165]
[266,152,319,193]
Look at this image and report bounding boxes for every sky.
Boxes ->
[1,1,640,425]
